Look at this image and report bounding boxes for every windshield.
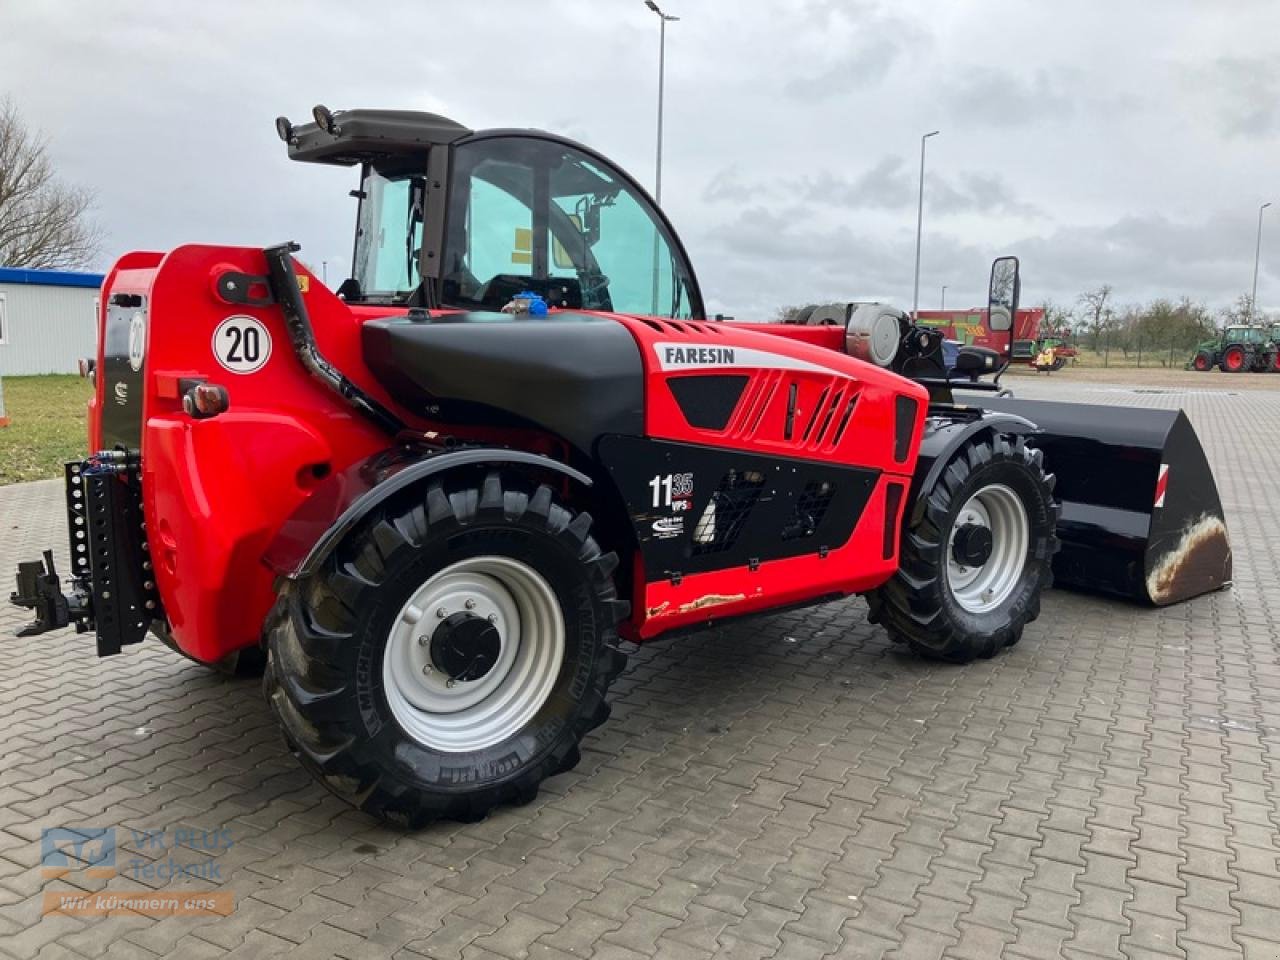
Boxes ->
[441,137,697,317]
[352,167,425,300]
[1227,326,1264,343]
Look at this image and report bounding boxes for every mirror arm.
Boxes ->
[992,358,1010,387]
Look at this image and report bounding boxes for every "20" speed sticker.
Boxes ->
[212,315,272,374]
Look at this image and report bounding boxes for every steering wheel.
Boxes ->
[578,271,612,311]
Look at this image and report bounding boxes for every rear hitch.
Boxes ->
[10,550,90,637]
[8,455,164,653]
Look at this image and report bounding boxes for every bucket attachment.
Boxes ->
[979,397,1231,605]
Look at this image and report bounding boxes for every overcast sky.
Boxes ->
[3,0,1278,319]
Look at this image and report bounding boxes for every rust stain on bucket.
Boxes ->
[1147,514,1232,605]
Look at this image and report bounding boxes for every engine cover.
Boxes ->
[362,311,645,456]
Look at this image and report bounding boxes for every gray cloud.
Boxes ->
[1191,57,1280,138]
[1014,211,1267,302]
[1,0,1276,320]
[781,4,928,101]
[944,67,1079,128]
[703,159,1041,218]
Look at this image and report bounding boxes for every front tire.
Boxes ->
[1192,351,1213,372]
[867,434,1058,663]
[264,471,627,826]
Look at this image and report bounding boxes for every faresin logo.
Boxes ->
[653,341,848,376]
[662,346,736,366]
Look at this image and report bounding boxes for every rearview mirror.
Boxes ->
[987,256,1019,332]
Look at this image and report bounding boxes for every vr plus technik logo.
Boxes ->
[41,828,116,879]
[42,826,233,880]
[40,826,237,917]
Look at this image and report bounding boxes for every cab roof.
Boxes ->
[286,109,473,166]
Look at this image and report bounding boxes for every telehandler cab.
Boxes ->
[11,107,1231,825]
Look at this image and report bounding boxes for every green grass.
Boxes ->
[0,375,93,485]
[1064,348,1194,369]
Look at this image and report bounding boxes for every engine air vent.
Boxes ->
[692,470,765,556]
[782,480,837,540]
[830,395,859,448]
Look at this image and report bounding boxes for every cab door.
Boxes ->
[439,134,703,319]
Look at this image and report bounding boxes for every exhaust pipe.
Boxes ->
[978,397,1231,605]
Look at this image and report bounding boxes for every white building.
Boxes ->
[0,267,103,375]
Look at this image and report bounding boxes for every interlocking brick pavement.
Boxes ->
[2,375,1280,959]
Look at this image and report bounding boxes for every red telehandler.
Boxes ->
[11,107,1231,825]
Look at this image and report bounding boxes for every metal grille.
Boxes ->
[782,480,837,541]
[692,470,765,556]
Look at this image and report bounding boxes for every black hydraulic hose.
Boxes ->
[262,242,407,437]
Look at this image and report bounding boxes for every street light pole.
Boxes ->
[941,285,948,311]
[645,1,679,314]
[645,0,679,206]
[1252,201,1271,321]
[912,130,940,319]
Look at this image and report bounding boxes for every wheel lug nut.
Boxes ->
[422,664,432,675]
[436,608,447,619]
[465,599,476,610]
[418,635,428,646]
[488,614,497,623]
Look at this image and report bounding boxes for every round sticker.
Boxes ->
[128,311,147,372]
[212,315,272,374]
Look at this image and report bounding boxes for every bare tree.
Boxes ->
[773,304,810,323]
[1037,299,1075,339]
[0,98,99,270]
[1077,285,1113,352]
[1219,293,1255,328]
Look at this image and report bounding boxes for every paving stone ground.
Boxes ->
[2,374,1279,960]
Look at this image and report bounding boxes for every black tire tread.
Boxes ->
[867,434,1059,664]
[263,471,627,826]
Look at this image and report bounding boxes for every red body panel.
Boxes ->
[717,322,848,352]
[604,316,927,638]
[94,246,927,662]
[110,246,421,662]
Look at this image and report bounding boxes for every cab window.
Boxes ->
[441,136,698,318]
[352,168,425,298]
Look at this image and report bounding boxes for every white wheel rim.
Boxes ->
[382,556,564,753]
[945,483,1030,614]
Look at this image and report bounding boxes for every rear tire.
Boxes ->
[1221,345,1247,372]
[867,434,1058,663]
[264,471,627,826]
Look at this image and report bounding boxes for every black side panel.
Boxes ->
[667,375,749,431]
[598,435,880,579]
[882,482,905,560]
[893,395,919,463]
[363,314,643,456]
[100,296,146,450]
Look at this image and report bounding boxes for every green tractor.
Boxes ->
[1188,324,1280,373]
